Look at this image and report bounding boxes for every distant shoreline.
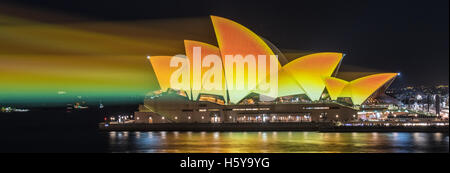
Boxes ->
[98,123,449,133]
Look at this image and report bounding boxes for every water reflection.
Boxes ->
[434,133,442,142]
[107,132,449,153]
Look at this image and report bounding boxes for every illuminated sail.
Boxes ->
[184,40,227,100]
[346,73,397,105]
[211,15,280,104]
[276,68,306,97]
[149,56,190,94]
[325,73,397,105]
[148,16,395,106]
[323,77,348,100]
[283,53,343,101]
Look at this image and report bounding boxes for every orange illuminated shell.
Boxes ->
[283,53,343,101]
[323,77,348,100]
[149,56,189,93]
[184,40,227,100]
[276,68,305,97]
[211,15,281,103]
[346,73,397,105]
[148,16,397,106]
[325,73,397,105]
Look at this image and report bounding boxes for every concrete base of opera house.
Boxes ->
[98,123,449,133]
[133,102,360,124]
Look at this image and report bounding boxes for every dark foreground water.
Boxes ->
[0,110,448,153]
[107,131,449,153]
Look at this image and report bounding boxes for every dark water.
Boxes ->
[107,131,449,153]
[1,110,448,153]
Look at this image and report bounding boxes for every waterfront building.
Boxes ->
[135,94,357,124]
[134,16,399,123]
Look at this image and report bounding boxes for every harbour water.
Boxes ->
[1,111,448,153]
[107,131,449,153]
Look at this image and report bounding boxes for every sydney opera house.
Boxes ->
[134,16,399,124]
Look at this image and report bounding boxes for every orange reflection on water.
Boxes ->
[107,131,449,153]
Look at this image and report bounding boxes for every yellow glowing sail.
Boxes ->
[211,15,280,104]
[283,53,343,101]
[184,40,227,101]
[325,73,397,105]
[323,77,349,100]
[276,68,306,97]
[149,56,190,94]
[347,73,397,105]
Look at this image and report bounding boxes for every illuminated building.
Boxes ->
[135,16,398,123]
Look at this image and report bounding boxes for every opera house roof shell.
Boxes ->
[149,16,398,105]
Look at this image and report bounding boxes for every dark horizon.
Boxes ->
[1,0,449,87]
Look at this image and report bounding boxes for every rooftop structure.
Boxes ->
[147,16,398,106]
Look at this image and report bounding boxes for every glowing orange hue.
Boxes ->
[277,68,305,97]
[326,73,397,105]
[210,15,276,63]
[283,53,343,101]
[184,40,227,100]
[0,10,400,107]
[211,16,280,103]
[148,16,396,106]
[148,56,183,92]
[323,77,349,100]
[346,73,397,105]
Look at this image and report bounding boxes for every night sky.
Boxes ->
[4,0,449,86]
